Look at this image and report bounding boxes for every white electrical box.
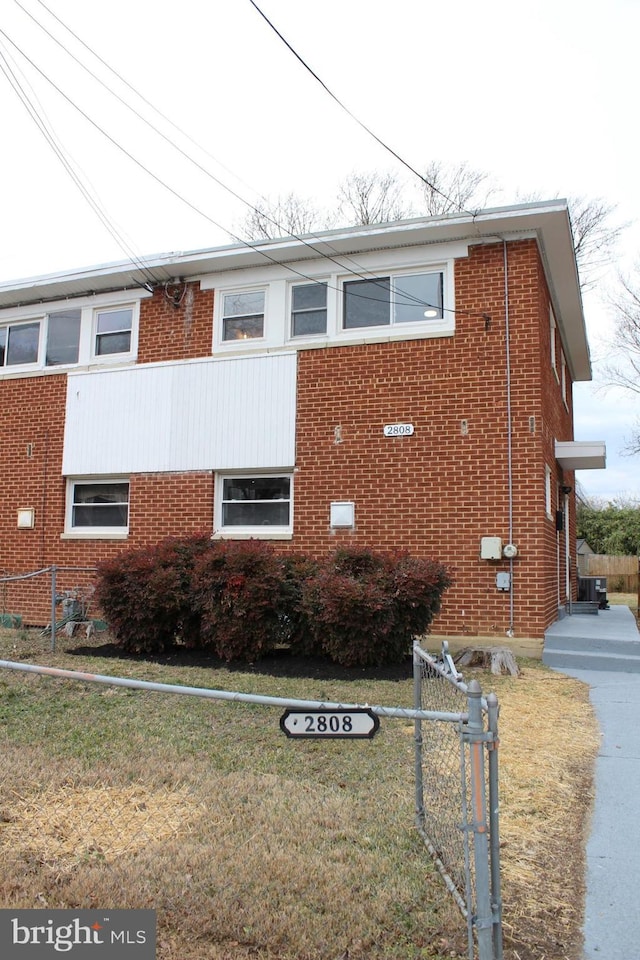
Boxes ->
[496,572,511,591]
[480,537,502,560]
[330,501,355,528]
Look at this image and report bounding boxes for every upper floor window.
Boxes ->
[46,309,81,366]
[291,282,327,337]
[95,308,133,356]
[222,290,265,341]
[550,306,557,373]
[0,321,39,367]
[0,300,138,375]
[343,272,443,329]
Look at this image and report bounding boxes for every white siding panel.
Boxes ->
[63,354,297,476]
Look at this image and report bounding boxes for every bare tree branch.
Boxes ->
[239,192,327,241]
[336,170,412,225]
[419,160,497,216]
[568,196,626,290]
[602,268,640,454]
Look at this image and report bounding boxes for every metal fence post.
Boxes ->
[50,565,57,652]
[413,642,425,830]
[465,679,494,960]
[487,692,503,960]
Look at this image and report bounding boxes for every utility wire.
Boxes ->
[247,0,477,218]
[12,0,437,311]
[0,37,162,289]
[2,20,451,316]
[3,11,487,320]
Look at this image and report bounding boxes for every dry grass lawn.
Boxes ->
[0,627,600,960]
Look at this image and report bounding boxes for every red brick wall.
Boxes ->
[0,241,577,636]
[289,240,574,638]
[138,284,214,363]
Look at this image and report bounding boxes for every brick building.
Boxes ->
[0,201,605,639]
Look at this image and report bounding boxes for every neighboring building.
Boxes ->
[576,538,595,576]
[0,201,605,638]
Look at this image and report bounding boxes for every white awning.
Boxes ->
[555,440,606,471]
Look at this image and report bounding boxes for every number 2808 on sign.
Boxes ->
[280,708,380,739]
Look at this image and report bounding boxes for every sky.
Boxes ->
[1,0,638,502]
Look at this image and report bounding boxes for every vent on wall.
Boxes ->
[17,508,35,529]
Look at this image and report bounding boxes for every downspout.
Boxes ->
[503,242,515,637]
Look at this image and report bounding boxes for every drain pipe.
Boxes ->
[503,241,515,638]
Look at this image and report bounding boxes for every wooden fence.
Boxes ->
[580,554,640,593]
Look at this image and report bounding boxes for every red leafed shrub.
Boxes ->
[301,547,452,667]
[192,540,292,662]
[95,534,211,654]
[276,552,321,656]
[390,553,453,639]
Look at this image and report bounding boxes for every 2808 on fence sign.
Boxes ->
[280,708,380,739]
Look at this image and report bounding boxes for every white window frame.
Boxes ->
[64,478,130,539]
[341,269,445,332]
[550,306,558,377]
[560,350,568,407]
[214,472,293,539]
[92,305,135,360]
[204,245,459,354]
[0,294,141,377]
[545,464,553,520]
[289,280,328,339]
[219,287,267,344]
[0,318,42,369]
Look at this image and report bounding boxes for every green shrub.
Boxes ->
[95,534,211,654]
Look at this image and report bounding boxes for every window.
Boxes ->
[46,309,81,366]
[0,300,138,374]
[67,479,129,534]
[343,272,443,329]
[560,351,568,405]
[218,475,292,534]
[291,282,327,337]
[95,307,133,356]
[550,306,557,373]
[0,321,40,367]
[222,290,265,341]
[545,465,553,519]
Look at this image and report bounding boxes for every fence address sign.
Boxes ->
[280,708,380,739]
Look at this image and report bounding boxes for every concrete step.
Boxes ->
[543,634,640,657]
[543,647,640,673]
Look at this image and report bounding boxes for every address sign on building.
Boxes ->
[383,423,414,437]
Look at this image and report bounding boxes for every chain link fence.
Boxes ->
[0,641,502,959]
[414,641,502,960]
[0,565,98,645]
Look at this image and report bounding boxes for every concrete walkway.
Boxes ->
[545,606,640,960]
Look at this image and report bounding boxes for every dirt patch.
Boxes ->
[2,783,205,863]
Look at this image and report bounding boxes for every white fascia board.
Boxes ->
[555,440,606,470]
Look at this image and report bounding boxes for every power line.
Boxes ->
[2,12,486,320]
[0,36,163,290]
[12,0,436,309]
[247,0,477,218]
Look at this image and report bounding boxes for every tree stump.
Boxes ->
[454,646,520,676]
[63,620,95,640]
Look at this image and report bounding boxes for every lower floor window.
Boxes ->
[218,474,292,533]
[67,479,130,534]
